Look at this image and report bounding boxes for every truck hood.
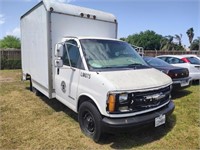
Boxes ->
[98,68,172,91]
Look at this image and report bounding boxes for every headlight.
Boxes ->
[118,93,129,104]
[107,93,130,113]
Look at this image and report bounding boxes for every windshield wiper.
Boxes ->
[128,63,143,67]
[127,63,149,69]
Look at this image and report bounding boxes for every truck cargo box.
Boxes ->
[21,0,117,98]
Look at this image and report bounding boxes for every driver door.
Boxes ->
[55,39,84,110]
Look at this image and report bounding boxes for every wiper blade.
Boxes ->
[128,63,143,67]
[127,63,149,69]
[92,66,117,69]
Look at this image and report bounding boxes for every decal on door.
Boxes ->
[80,72,91,79]
[61,81,66,93]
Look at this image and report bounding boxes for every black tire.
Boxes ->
[29,79,33,91]
[78,101,103,142]
[30,78,41,96]
[32,87,40,96]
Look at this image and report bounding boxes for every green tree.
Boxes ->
[186,28,194,47]
[160,35,174,50]
[125,30,163,50]
[160,35,184,51]
[190,37,200,50]
[174,34,182,46]
[0,35,21,49]
[160,37,168,50]
[120,37,126,41]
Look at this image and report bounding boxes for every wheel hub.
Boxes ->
[83,112,95,133]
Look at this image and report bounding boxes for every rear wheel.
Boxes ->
[32,87,41,96]
[30,79,40,96]
[78,101,103,142]
[28,76,41,96]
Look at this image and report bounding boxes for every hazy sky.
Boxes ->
[0,0,199,47]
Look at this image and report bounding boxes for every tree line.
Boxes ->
[0,27,199,50]
[0,35,21,49]
[120,27,199,51]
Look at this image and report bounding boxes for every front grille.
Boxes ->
[110,86,171,114]
[169,68,189,79]
[127,86,170,113]
[129,86,170,112]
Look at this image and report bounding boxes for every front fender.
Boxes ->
[77,93,106,115]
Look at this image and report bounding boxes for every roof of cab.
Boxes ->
[62,36,122,41]
[21,0,117,23]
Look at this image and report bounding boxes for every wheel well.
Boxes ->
[77,95,99,113]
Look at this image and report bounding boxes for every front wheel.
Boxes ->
[78,101,103,142]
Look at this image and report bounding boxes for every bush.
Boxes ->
[0,58,21,70]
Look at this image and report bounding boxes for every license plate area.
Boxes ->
[181,80,189,87]
[155,114,166,127]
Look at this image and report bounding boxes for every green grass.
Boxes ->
[0,70,199,149]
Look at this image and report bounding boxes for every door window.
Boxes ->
[166,57,185,64]
[63,40,84,69]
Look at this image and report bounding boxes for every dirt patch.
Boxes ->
[0,75,14,83]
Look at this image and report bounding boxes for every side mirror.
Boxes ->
[55,59,63,68]
[55,43,64,57]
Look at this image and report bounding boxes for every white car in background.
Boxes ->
[157,55,200,81]
[180,54,200,64]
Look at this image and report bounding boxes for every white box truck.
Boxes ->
[21,0,175,142]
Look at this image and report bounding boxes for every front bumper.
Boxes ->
[102,101,175,129]
[172,77,191,90]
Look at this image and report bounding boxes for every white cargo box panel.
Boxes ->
[21,2,50,97]
[21,0,117,98]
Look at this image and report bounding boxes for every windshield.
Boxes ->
[144,57,172,67]
[80,39,147,71]
[186,57,200,65]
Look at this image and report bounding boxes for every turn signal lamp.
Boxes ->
[108,94,115,113]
